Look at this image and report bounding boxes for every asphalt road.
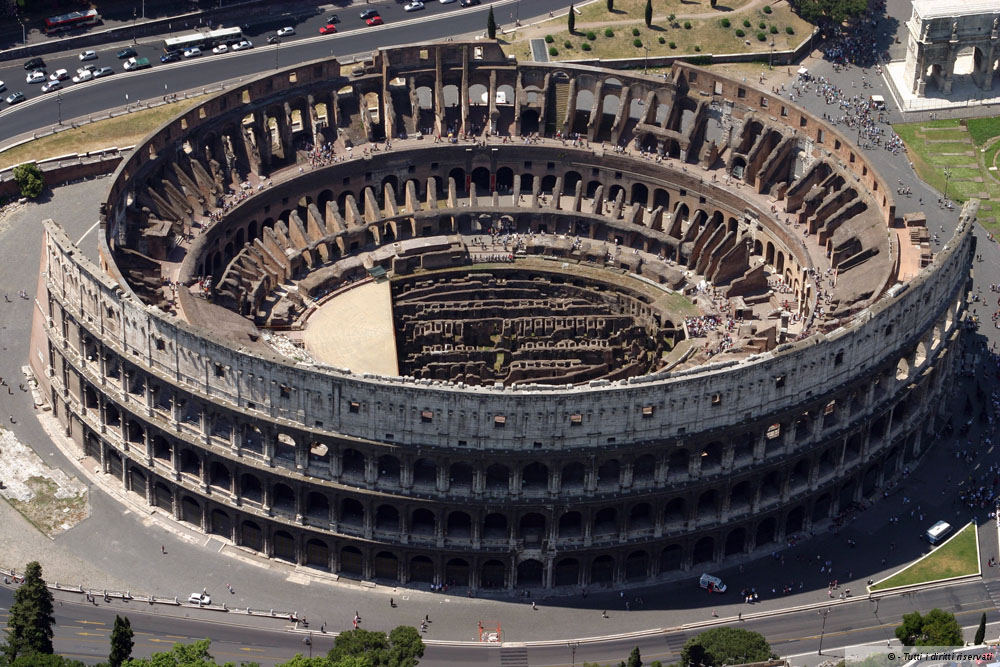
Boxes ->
[2,580,998,665]
[0,0,567,145]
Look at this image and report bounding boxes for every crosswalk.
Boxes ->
[983,580,1000,609]
[664,632,689,657]
[499,645,529,667]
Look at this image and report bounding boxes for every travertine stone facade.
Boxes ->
[28,43,975,592]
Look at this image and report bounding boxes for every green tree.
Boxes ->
[681,628,773,667]
[387,626,425,667]
[12,163,44,199]
[976,612,987,644]
[627,646,643,667]
[790,0,867,27]
[606,0,614,10]
[328,629,389,666]
[2,561,56,661]
[109,615,135,667]
[568,4,575,33]
[644,0,652,27]
[486,7,497,39]
[895,609,964,646]
[667,13,676,27]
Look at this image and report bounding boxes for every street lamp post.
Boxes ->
[57,90,62,125]
[274,39,280,70]
[19,21,26,45]
[643,45,649,74]
[132,9,137,43]
[302,634,312,658]
[769,40,775,69]
[817,608,831,655]
[943,167,953,202]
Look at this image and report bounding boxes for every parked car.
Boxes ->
[366,16,384,25]
[49,69,69,81]
[460,0,481,6]
[212,43,229,54]
[5,91,25,105]
[40,80,61,93]
[23,57,45,70]
[0,81,5,93]
[93,66,114,78]
[319,23,337,34]
[440,0,457,4]
[267,35,280,44]
[116,47,137,59]
[72,69,94,83]
[26,70,47,84]
[404,1,425,11]
[326,14,340,23]
[360,9,379,19]
[77,64,96,74]
[232,40,253,51]
[187,593,211,605]
[276,26,295,36]
[183,47,202,58]
[160,51,181,63]
[79,50,98,61]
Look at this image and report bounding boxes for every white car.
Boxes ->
[26,70,46,84]
[0,81,5,93]
[183,47,202,58]
[79,50,97,61]
[49,69,69,82]
[276,26,295,36]
[72,70,93,83]
[187,593,211,605]
[404,1,425,10]
[93,66,114,78]
[232,39,253,51]
[212,43,228,54]
[440,0,457,4]
[40,80,61,93]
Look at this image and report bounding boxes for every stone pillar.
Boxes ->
[436,464,449,493]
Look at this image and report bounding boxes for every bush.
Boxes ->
[549,46,558,55]
[694,45,701,51]
[604,27,614,37]
[742,18,751,27]
[735,28,745,37]
[581,42,592,51]
[658,36,666,43]
[633,38,643,47]
[769,25,778,33]
[669,41,677,49]
[763,5,772,13]
[13,163,44,199]
[720,18,730,27]
[545,34,554,43]
[586,30,597,40]
[684,21,692,29]
[785,25,794,34]
[758,21,766,28]
[632,27,640,36]
[564,40,573,48]
[756,31,767,41]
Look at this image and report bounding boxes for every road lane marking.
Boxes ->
[76,219,101,246]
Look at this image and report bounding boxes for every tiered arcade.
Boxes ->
[28,42,975,592]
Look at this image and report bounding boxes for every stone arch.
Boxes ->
[663,497,686,524]
[590,554,615,584]
[558,510,583,538]
[593,507,618,536]
[378,455,401,486]
[485,464,509,493]
[209,509,231,538]
[521,461,549,493]
[668,449,689,477]
[631,182,649,206]
[305,539,329,569]
[786,505,805,534]
[471,166,491,193]
[756,516,777,547]
[272,482,295,513]
[240,520,263,551]
[554,557,580,587]
[483,512,507,540]
[597,459,620,491]
[633,454,655,485]
[624,550,649,581]
[375,504,400,532]
[517,559,544,587]
[413,458,437,487]
[445,558,470,587]
[700,442,723,474]
[692,536,715,564]
[450,462,474,493]
[725,527,746,556]
[519,512,546,543]
[340,546,363,575]
[446,511,472,539]
[374,551,399,580]
[697,489,718,519]
[180,496,201,526]
[628,503,653,532]
[411,507,436,536]
[561,461,586,492]
[273,530,296,562]
[340,497,364,529]
[305,491,329,519]
[411,555,434,583]
[208,461,231,491]
[341,448,365,478]
[563,170,582,195]
[659,544,682,572]
[729,480,753,514]
[496,166,514,192]
[240,474,262,503]
[481,559,506,589]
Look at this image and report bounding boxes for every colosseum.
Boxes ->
[29,42,976,592]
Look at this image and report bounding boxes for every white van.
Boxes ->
[925,520,952,545]
[699,573,727,593]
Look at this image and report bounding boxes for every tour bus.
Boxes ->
[163,27,243,54]
[45,9,101,34]
[925,520,953,545]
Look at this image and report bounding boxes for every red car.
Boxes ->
[366,16,383,26]
[319,24,337,34]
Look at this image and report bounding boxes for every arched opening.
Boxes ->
[273,530,296,562]
[305,492,329,520]
[180,496,201,527]
[208,461,231,491]
[519,512,546,544]
[272,483,295,514]
[625,551,648,581]
[692,536,715,565]
[659,544,682,572]
[209,509,231,538]
[554,558,580,587]
[375,504,400,532]
[668,450,689,478]
[756,517,777,547]
[240,474,262,503]
[628,503,653,533]
[496,166,514,193]
[663,497,686,525]
[725,528,746,556]
[516,559,544,587]
[470,166,491,193]
[591,555,615,584]
[446,511,472,539]
[597,459,620,491]
[558,511,583,538]
[485,464,509,493]
[521,462,549,493]
[240,520,263,551]
[411,508,436,536]
[786,505,805,534]
[374,551,399,581]
[450,462,474,493]
[340,498,364,529]
[413,458,437,487]
[697,489,718,519]
[561,462,586,492]
[341,448,365,479]
[445,558,470,587]
[340,546,363,576]
[481,559,506,589]
[483,512,507,540]
[378,455,401,487]
[410,555,434,583]
[305,539,329,569]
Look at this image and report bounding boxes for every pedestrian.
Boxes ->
[602,610,608,618]
[390,597,395,607]
[531,601,537,610]
[712,609,718,617]
[424,614,429,623]
[738,612,742,621]
[161,545,166,554]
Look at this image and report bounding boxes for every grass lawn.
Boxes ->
[511,0,811,61]
[0,95,205,171]
[575,0,756,24]
[893,117,1000,234]
[870,522,978,590]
